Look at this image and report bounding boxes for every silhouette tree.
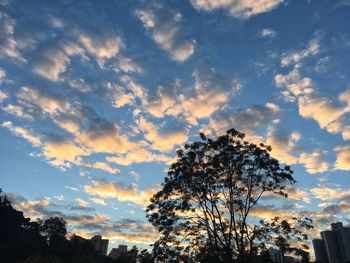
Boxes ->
[138,249,154,263]
[41,216,67,241]
[0,189,48,262]
[147,129,312,263]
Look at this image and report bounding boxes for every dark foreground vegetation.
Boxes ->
[146,129,313,263]
[0,189,152,263]
[1,129,313,263]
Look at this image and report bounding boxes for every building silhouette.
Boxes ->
[109,245,137,262]
[267,248,300,263]
[313,222,350,263]
[91,235,109,256]
[312,239,328,263]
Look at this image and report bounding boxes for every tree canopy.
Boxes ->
[147,129,312,263]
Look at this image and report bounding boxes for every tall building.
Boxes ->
[91,235,109,256]
[313,222,350,263]
[109,245,137,263]
[267,248,300,263]
[268,248,284,263]
[312,239,328,263]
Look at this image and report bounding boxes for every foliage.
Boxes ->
[147,129,312,263]
[0,188,138,263]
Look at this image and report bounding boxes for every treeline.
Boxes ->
[0,189,152,263]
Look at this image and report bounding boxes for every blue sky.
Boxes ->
[1,0,350,255]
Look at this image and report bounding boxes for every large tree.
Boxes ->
[147,129,312,263]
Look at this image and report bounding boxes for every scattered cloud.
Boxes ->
[281,39,320,67]
[334,145,350,170]
[209,103,280,135]
[136,4,194,61]
[33,48,69,81]
[84,180,159,207]
[2,121,41,146]
[260,28,277,38]
[190,0,284,19]
[138,116,188,152]
[299,152,329,174]
[311,187,350,201]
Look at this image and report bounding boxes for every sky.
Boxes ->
[0,0,350,256]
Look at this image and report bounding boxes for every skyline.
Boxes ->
[1,0,350,256]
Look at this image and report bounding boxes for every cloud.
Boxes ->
[281,39,320,67]
[285,187,311,203]
[298,95,348,130]
[299,152,329,174]
[138,116,188,152]
[168,68,239,124]
[114,92,135,108]
[84,180,158,207]
[0,11,22,60]
[0,89,7,102]
[190,0,283,19]
[85,161,120,174]
[114,57,142,73]
[3,104,34,120]
[42,136,88,167]
[106,148,170,166]
[79,33,123,59]
[65,186,79,192]
[141,79,178,118]
[17,86,70,115]
[265,126,301,165]
[121,67,238,124]
[76,118,143,155]
[260,28,277,38]
[90,197,106,206]
[2,121,41,146]
[76,198,90,208]
[73,219,159,244]
[136,5,194,61]
[209,103,280,135]
[311,187,350,201]
[334,145,350,170]
[251,204,296,220]
[33,48,69,81]
[275,41,350,140]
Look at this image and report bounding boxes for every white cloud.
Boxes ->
[138,116,188,152]
[76,198,90,208]
[260,28,277,38]
[281,39,320,67]
[65,186,79,192]
[0,89,7,102]
[34,48,69,81]
[90,197,106,206]
[106,148,170,166]
[136,8,194,62]
[209,103,280,135]
[3,104,34,120]
[17,86,70,115]
[42,137,88,167]
[85,161,120,174]
[190,0,283,18]
[265,126,301,165]
[84,180,159,207]
[299,152,329,174]
[275,42,350,139]
[79,34,123,59]
[2,121,41,147]
[114,92,135,108]
[311,187,350,201]
[0,11,22,60]
[334,145,350,170]
[167,68,239,124]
